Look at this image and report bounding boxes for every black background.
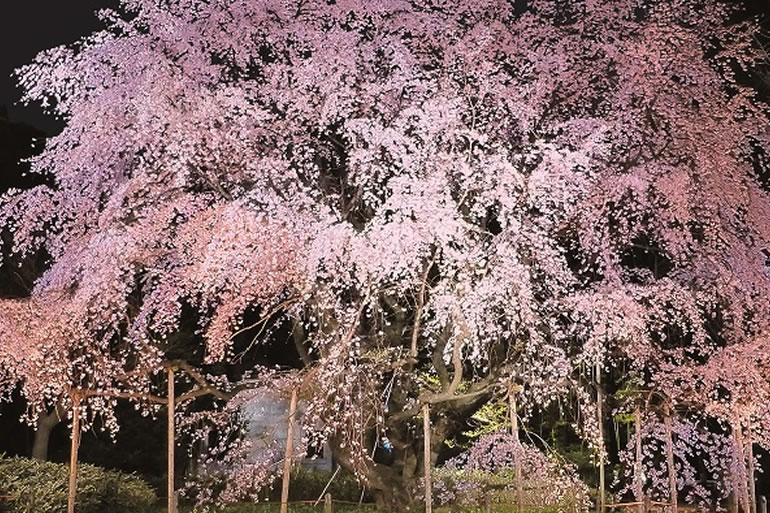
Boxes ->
[1,0,769,134]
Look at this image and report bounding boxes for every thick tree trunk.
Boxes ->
[333,441,412,511]
[330,374,488,511]
[374,485,405,511]
[32,402,64,461]
[32,425,53,461]
[330,416,451,511]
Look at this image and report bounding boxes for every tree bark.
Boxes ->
[292,320,313,366]
[67,395,81,513]
[411,259,432,358]
[281,388,298,513]
[330,377,488,511]
[32,402,64,461]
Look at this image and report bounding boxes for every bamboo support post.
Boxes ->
[67,394,81,513]
[168,367,176,513]
[662,403,678,513]
[423,403,432,513]
[596,361,605,513]
[509,385,524,513]
[748,422,757,513]
[324,493,333,513]
[734,420,751,513]
[280,388,299,513]
[634,403,643,513]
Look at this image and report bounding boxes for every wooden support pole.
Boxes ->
[280,388,299,513]
[734,420,751,513]
[596,361,605,513]
[67,394,81,513]
[509,386,523,513]
[168,368,176,513]
[663,403,678,513]
[634,403,644,513]
[423,403,432,513]
[324,493,333,513]
[747,422,757,513]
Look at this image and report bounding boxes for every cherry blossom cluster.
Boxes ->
[1,0,769,506]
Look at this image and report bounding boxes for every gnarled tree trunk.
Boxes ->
[330,403,459,511]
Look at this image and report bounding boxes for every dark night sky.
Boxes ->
[0,1,120,134]
[0,0,769,135]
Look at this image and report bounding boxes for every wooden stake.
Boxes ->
[67,394,81,513]
[634,403,643,513]
[748,422,757,513]
[596,361,605,513]
[324,493,333,513]
[509,386,524,513]
[423,403,432,513]
[280,388,299,513]
[730,492,739,513]
[734,420,751,513]
[663,403,677,513]
[168,368,176,513]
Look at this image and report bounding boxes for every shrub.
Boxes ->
[0,455,156,513]
[179,503,377,513]
[183,465,372,509]
[428,432,591,513]
[286,468,370,503]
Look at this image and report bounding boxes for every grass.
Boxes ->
[145,504,560,513]
[145,503,378,513]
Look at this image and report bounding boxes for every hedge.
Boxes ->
[0,455,156,513]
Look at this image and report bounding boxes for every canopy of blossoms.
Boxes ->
[1,0,769,508]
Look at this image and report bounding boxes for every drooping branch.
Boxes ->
[410,256,435,359]
[421,309,470,404]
